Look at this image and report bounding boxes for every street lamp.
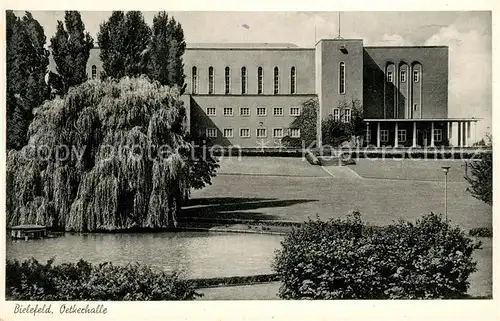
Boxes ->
[442,166,451,221]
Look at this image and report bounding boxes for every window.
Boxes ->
[223,128,234,138]
[290,67,296,94]
[257,107,267,116]
[191,66,198,94]
[381,130,389,142]
[290,107,300,116]
[274,67,279,94]
[91,65,97,79]
[339,62,346,94]
[434,128,442,142]
[344,108,351,123]
[206,107,216,116]
[208,67,214,94]
[387,71,393,83]
[241,67,247,94]
[333,108,340,121]
[225,67,231,94]
[240,128,250,138]
[397,129,407,142]
[273,107,283,116]
[257,67,263,94]
[273,128,283,138]
[413,70,419,83]
[290,128,300,138]
[223,107,233,116]
[206,128,217,138]
[400,70,407,83]
[240,107,250,116]
[256,128,267,138]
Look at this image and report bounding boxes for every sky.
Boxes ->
[14,11,492,140]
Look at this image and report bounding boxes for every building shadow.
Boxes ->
[190,96,232,146]
[180,197,318,221]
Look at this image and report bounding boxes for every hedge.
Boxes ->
[469,227,493,237]
[273,212,482,299]
[5,258,200,300]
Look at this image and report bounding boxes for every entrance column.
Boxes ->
[430,122,435,147]
[463,122,470,147]
[412,121,417,147]
[366,122,370,146]
[448,122,453,146]
[457,121,462,146]
[394,122,399,148]
[377,122,381,148]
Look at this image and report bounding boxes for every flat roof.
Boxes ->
[187,43,300,49]
[365,118,480,122]
[365,45,448,49]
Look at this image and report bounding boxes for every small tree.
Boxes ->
[282,98,318,148]
[49,11,94,95]
[465,135,492,206]
[322,99,364,147]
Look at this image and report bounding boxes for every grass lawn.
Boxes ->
[187,158,491,231]
[217,156,327,177]
[347,158,471,182]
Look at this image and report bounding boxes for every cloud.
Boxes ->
[425,25,492,136]
[368,34,414,46]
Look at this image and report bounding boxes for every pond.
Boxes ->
[6,231,284,279]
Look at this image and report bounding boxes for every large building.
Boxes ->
[84,38,479,148]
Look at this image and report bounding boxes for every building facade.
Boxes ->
[84,39,478,148]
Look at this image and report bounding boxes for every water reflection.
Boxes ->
[6,232,283,279]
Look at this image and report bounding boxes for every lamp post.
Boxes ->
[442,166,451,221]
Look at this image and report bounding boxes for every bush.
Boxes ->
[6,258,200,300]
[273,212,481,299]
[469,227,493,237]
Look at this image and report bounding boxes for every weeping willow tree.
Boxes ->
[7,76,212,231]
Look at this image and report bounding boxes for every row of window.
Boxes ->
[367,128,443,143]
[386,70,420,83]
[192,66,297,95]
[207,107,301,117]
[332,108,352,122]
[206,127,300,138]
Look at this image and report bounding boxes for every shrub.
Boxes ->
[273,212,481,299]
[6,258,200,300]
[469,227,493,237]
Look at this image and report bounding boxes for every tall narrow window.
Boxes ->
[208,67,214,94]
[241,67,247,94]
[91,65,97,79]
[191,66,198,94]
[257,67,263,94]
[290,67,296,94]
[225,67,230,94]
[339,62,345,94]
[274,67,279,94]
